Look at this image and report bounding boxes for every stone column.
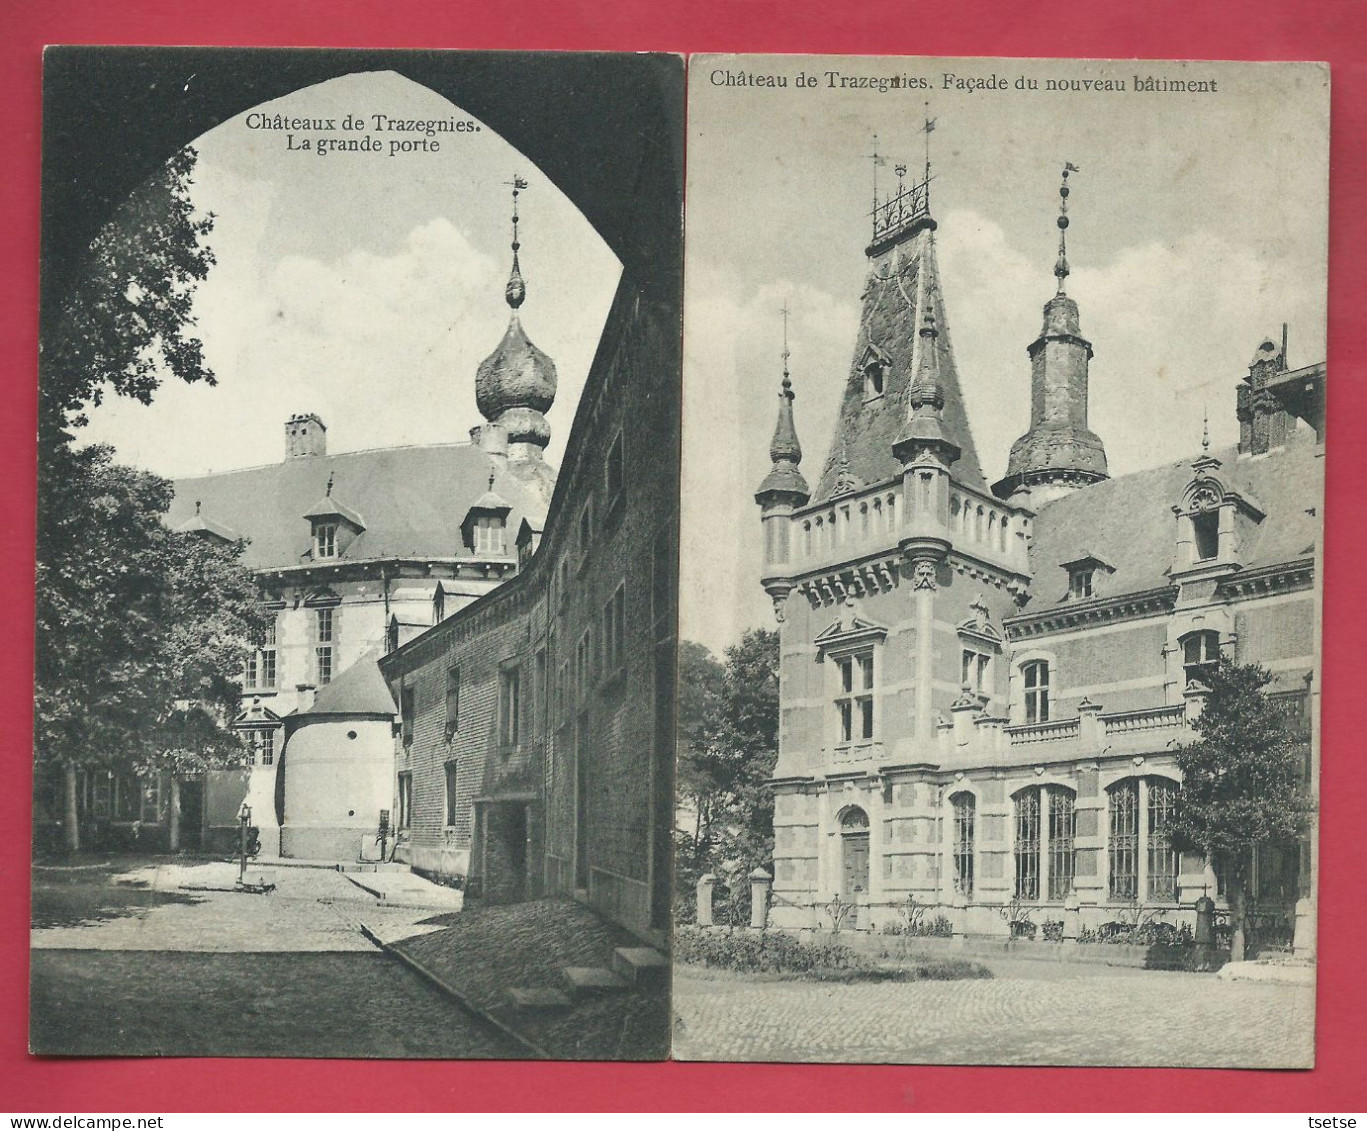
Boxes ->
[696,873,717,928]
[912,558,938,751]
[749,868,772,930]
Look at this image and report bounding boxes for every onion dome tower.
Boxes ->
[475,175,559,471]
[992,166,1109,507]
[755,306,811,622]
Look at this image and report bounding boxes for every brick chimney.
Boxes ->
[286,413,327,459]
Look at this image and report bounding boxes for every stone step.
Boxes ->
[505,986,573,1013]
[611,946,669,987]
[561,965,629,997]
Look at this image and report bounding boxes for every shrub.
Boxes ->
[1041,920,1065,942]
[674,925,863,974]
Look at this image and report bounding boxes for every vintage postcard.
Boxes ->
[675,54,1326,1065]
[33,47,680,1059]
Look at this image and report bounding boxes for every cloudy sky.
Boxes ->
[682,55,1329,657]
[83,70,621,477]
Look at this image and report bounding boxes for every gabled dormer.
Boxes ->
[303,473,365,561]
[516,516,543,570]
[1058,552,1115,601]
[177,501,242,547]
[461,471,513,557]
[814,600,888,658]
[1169,453,1266,598]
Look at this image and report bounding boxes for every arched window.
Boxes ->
[951,792,975,898]
[1013,788,1040,900]
[1108,776,1181,902]
[1181,630,1220,686]
[864,360,885,398]
[999,517,1009,554]
[860,502,869,539]
[1014,785,1076,901]
[802,520,812,557]
[1023,660,1050,723]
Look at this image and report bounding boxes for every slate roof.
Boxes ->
[166,443,550,571]
[298,650,396,717]
[812,225,987,502]
[1025,429,1322,608]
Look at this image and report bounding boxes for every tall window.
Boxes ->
[260,618,277,687]
[951,792,976,899]
[316,522,337,559]
[1014,789,1041,900]
[474,515,506,555]
[578,501,593,560]
[834,651,874,744]
[864,360,885,398]
[1193,510,1220,561]
[1108,779,1140,900]
[605,431,625,507]
[1181,631,1220,686]
[1047,787,1076,900]
[444,666,460,738]
[499,667,521,748]
[315,608,334,685]
[1015,785,1076,900]
[400,686,415,747]
[1023,660,1050,723]
[603,585,627,674]
[397,771,412,830]
[444,761,458,826]
[1147,778,1179,900]
[961,648,991,696]
[575,630,592,699]
[247,730,275,767]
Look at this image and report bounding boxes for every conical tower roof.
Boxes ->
[812,217,986,502]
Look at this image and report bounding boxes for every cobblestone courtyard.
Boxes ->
[30,860,519,1058]
[672,960,1315,1067]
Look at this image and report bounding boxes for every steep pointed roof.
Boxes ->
[812,220,986,502]
[299,650,396,717]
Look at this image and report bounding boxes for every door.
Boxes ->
[842,833,870,899]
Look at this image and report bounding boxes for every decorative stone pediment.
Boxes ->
[814,599,888,657]
[956,594,1003,647]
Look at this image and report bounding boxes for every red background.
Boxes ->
[2,0,1364,1113]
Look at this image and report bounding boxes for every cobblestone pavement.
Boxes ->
[30,860,520,1057]
[32,862,439,952]
[672,962,1315,1067]
[31,951,520,1058]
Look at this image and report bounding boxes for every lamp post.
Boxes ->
[237,802,252,887]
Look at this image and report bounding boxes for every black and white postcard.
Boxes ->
[33,47,681,1060]
[675,54,1326,1066]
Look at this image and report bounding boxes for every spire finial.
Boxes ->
[488,469,496,491]
[504,174,530,309]
[1202,407,1210,454]
[1054,163,1080,294]
[326,472,334,497]
[780,302,793,393]
[922,103,937,201]
[195,500,201,515]
[865,135,885,236]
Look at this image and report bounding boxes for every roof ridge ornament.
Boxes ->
[1054,162,1080,294]
[504,173,529,310]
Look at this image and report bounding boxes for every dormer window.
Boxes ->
[473,515,506,555]
[858,342,891,401]
[1193,510,1220,561]
[460,471,513,557]
[303,478,365,560]
[864,361,885,398]
[1069,569,1093,599]
[1060,554,1113,602]
[316,521,337,559]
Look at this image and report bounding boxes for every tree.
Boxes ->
[39,145,216,449]
[134,529,267,849]
[674,630,780,915]
[34,444,265,852]
[34,147,258,853]
[1167,657,1314,960]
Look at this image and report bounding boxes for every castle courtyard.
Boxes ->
[671,961,1314,1067]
